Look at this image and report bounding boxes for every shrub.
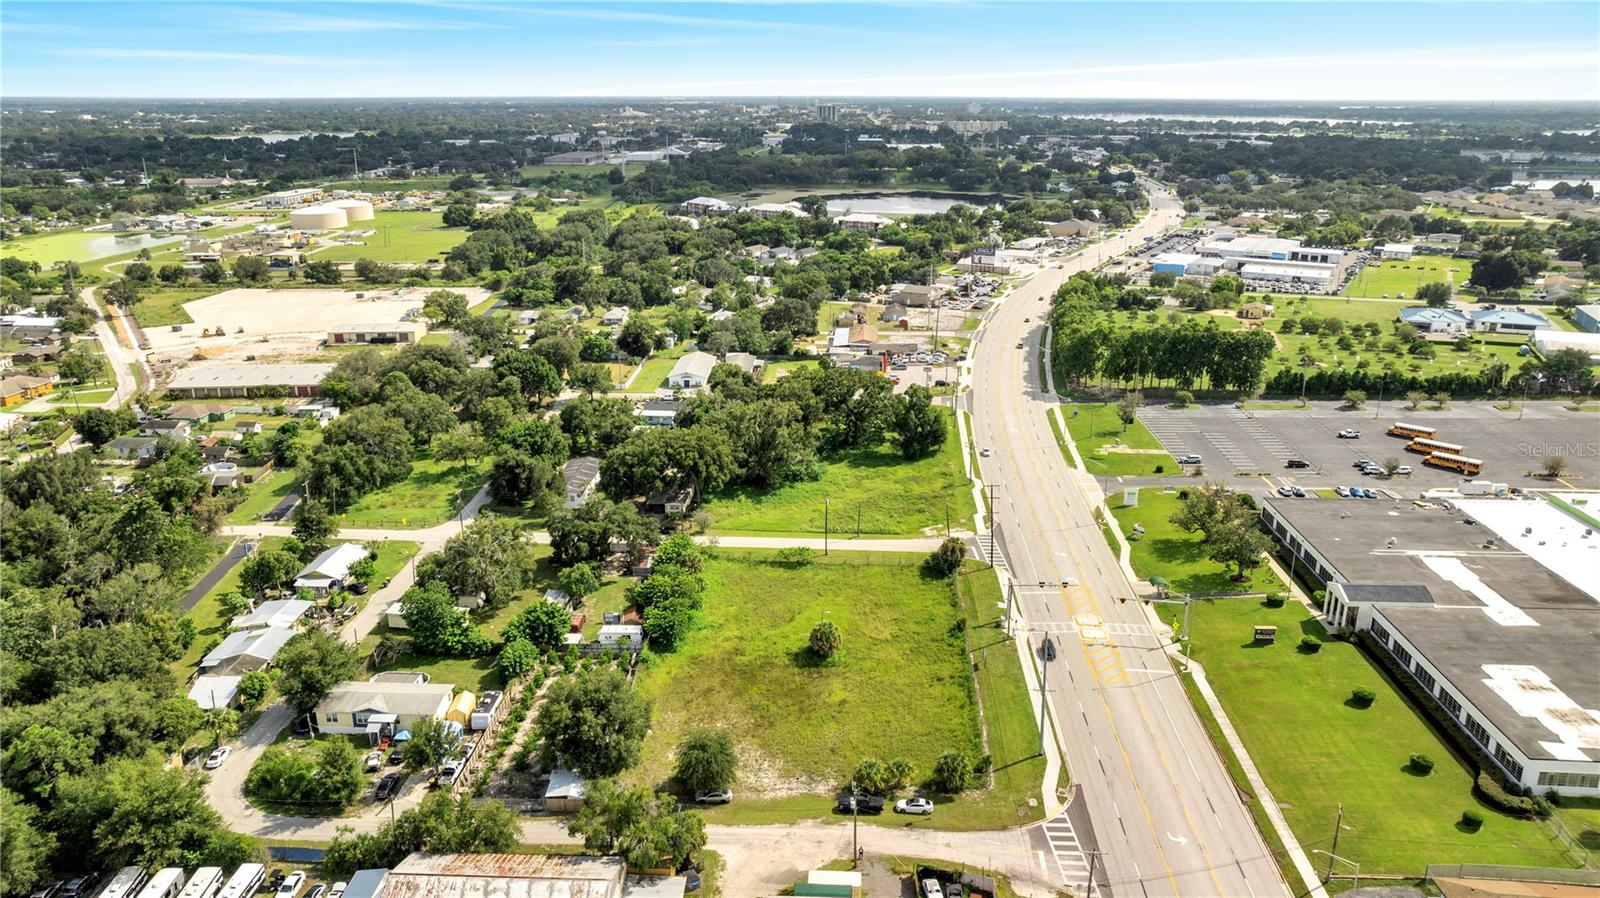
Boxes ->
[1460,810,1484,830]
[1153,464,1165,473]
[1263,592,1286,608]
[930,751,973,793]
[496,639,539,681]
[1474,771,1551,817]
[1350,686,1376,708]
[1408,754,1435,775]
[774,546,814,566]
[809,620,841,660]
[1298,635,1322,653]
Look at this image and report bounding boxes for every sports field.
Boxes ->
[1343,255,1474,299]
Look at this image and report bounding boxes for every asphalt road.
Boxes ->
[968,182,1291,898]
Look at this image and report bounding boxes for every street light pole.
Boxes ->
[1325,802,1344,882]
[823,494,829,556]
[1037,635,1052,755]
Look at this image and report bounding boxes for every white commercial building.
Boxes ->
[1533,330,1600,363]
[259,188,323,209]
[1260,497,1600,798]
[1379,242,1415,260]
[1238,260,1336,289]
[1198,235,1345,266]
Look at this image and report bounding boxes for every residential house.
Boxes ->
[230,598,312,631]
[1574,304,1600,334]
[666,351,717,390]
[164,402,228,423]
[842,355,885,373]
[635,398,681,427]
[724,352,764,379]
[11,343,62,365]
[235,421,264,436]
[293,543,369,594]
[1238,302,1272,320]
[837,212,893,233]
[679,196,735,216]
[199,626,296,675]
[106,436,159,460]
[188,675,243,711]
[879,302,909,324]
[542,770,591,814]
[139,418,193,441]
[0,374,53,407]
[599,623,645,646]
[563,456,602,509]
[1379,243,1415,261]
[892,283,942,308]
[831,324,878,352]
[315,679,455,738]
[645,486,695,515]
[600,307,630,327]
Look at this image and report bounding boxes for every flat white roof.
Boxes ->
[168,362,334,390]
[1453,494,1600,600]
[1152,252,1201,266]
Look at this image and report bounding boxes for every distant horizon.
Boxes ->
[3,96,1594,107]
[3,1,1596,102]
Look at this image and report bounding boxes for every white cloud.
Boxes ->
[54,48,371,67]
[227,9,498,32]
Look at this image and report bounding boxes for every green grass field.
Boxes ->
[333,456,489,528]
[1111,490,1284,594]
[129,286,226,328]
[1188,599,1581,874]
[630,550,983,809]
[313,211,469,263]
[225,468,299,524]
[1062,401,1179,476]
[704,412,975,537]
[1343,255,1475,300]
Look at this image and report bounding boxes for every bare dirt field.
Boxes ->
[144,286,489,363]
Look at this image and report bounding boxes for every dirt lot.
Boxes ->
[144,286,489,364]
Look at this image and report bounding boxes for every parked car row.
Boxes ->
[889,349,952,367]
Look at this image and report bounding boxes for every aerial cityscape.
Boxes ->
[1,2,1597,898]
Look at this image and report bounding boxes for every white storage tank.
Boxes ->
[329,198,374,222]
[290,205,348,230]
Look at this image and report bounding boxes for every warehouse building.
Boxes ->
[1151,252,1201,277]
[328,322,426,345]
[1238,260,1336,289]
[1197,235,1344,266]
[166,363,334,399]
[1573,304,1600,334]
[260,187,323,208]
[1259,496,1600,797]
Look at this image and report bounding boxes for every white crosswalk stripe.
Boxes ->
[1041,812,1092,888]
[975,534,1006,571]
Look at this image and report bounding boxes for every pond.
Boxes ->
[82,233,185,259]
[215,131,357,143]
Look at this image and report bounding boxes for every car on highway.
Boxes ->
[694,789,733,804]
[374,772,402,801]
[203,746,231,769]
[1015,342,1023,349]
[980,447,992,457]
[275,873,305,898]
[895,798,934,815]
[1177,454,1202,464]
[1337,429,1361,439]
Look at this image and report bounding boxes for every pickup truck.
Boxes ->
[836,793,885,815]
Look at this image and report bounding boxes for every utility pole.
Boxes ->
[823,494,830,556]
[1085,850,1104,898]
[850,779,860,867]
[1004,580,1014,635]
[1325,802,1344,882]
[1038,634,1052,755]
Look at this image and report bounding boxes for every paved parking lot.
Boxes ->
[1137,401,1600,492]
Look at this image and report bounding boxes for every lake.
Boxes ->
[82,233,185,259]
[215,131,357,143]
[821,191,995,216]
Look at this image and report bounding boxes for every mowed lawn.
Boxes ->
[704,411,975,536]
[631,551,982,801]
[1189,599,1579,874]
[314,211,469,263]
[1110,490,1283,594]
[1063,401,1179,477]
[334,456,490,528]
[1343,255,1475,300]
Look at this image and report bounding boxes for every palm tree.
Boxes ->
[203,707,240,749]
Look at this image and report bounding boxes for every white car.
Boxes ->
[694,789,733,804]
[980,447,992,457]
[328,885,347,898]
[275,873,305,898]
[895,797,934,815]
[363,750,384,772]
[1337,429,1361,439]
[203,746,231,769]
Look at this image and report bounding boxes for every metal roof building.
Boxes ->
[166,363,334,399]
[386,853,625,898]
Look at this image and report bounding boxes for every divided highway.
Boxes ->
[969,184,1291,898]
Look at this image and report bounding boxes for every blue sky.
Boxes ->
[2,1,1597,100]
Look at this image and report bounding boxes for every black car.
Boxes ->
[30,882,64,898]
[61,873,100,898]
[375,772,402,801]
[836,793,885,815]
[388,747,406,765]
[1285,458,1310,469]
[348,582,369,595]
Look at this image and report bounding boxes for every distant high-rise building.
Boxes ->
[817,103,838,123]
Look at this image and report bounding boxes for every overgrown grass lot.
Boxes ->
[704,412,975,537]
[630,551,985,817]
[1188,598,1580,875]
